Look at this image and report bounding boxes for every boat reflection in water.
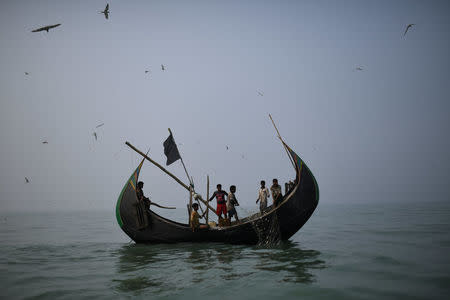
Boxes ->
[112,241,326,294]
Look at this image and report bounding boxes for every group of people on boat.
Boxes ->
[190,178,284,231]
[207,184,240,222]
[256,179,283,212]
[136,178,288,232]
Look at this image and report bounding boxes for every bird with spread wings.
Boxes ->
[100,4,110,19]
[404,24,415,36]
[32,24,61,32]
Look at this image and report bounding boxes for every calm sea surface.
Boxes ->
[1,201,449,299]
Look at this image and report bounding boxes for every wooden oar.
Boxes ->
[151,202,176,209]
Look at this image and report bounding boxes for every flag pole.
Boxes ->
[168,128,193,187]
[125,141,219,216]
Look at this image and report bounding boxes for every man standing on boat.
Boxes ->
[208,184,228,222]
[256,180,270,213]
[136,181,151,210]
[227,185,240,223]
[270,178,283,207]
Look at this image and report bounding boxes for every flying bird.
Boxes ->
[42,141,48,144]
[355,66,363,71]
[145,70,150,74]
[25,177,29,183]
[31,24,61,33]
[257,91,264,96]
[100,4,110,19]
[226,145,229,150]
[161,64,165,71]
[25,72,29,75]
[403,24,415,36]
[95,123,104,128]
[93,132,97,141]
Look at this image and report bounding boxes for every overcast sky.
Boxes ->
[1,0,449,214]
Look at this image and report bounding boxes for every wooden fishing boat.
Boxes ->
[115,137,319,245]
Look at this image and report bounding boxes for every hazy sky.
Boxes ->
[1,0,449,214]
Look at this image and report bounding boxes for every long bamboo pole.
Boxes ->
[269,114,296,169]
[194,195,217,217]
[125,141,219,216]
[126,141,190,190]
[195,199,205,215]
[188,187,193,226]
[192,177,205,216]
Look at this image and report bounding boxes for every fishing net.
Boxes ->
[251,211,281,246]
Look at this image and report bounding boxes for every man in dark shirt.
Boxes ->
[136,181,151,211]
[270,178,283,207]
[208,184,228,222]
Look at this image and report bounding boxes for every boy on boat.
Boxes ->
[256,180,270,213]
[190,203,209,232]
[208,184,228,222]
[227,185,240,223]
[270,178,283,207]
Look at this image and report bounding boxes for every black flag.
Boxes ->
[163,133,181,165]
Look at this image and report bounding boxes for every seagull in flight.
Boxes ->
[404,24,415,36]
[42,140,48,144]
[31,24,61,33]
[25,72,29,75]
[95,123,104,128]
[93,132,97,141]
[25,177,30,183]
[226,145,229,150]
[161,64,165,71]
[100,4,110,19]
[355,66,364,71]
[257,91,264,96]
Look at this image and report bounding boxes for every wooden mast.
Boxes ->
[206,175,210,224]
[125,141,219,216]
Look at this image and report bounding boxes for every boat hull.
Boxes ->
[116,145,319,245]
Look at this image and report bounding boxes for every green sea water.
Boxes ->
[1,201,449,299]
